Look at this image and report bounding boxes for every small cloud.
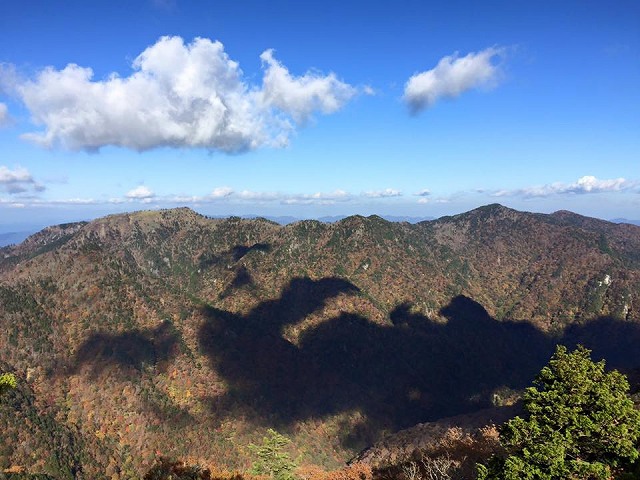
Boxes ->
[415,189,431,197]
[404,46,505,114]
[126,185,155,201]
[417,197,429,204]
[210,186,234,198]
[362,85,376,96]
[0,165,45,194]
[362,188,402,198]
[492,175,638,198]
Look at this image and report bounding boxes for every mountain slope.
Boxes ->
[0,205,639,478]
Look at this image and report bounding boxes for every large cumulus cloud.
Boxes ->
[11,36,357,153]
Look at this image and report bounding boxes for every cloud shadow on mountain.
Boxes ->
[68,320,181,378]
[197,277,640,444]
[198,243,272,270]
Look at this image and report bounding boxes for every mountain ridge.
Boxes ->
[0,204,639,478]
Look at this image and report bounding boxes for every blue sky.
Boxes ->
[0,0,638,229]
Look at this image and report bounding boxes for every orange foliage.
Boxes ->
[296,463,372,480]
[3,465,26,474]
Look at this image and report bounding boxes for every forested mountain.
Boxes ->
[1,204,639,478]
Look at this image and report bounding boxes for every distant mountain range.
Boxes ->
[0,204,639,478]
[203,213,435,224]
[2,213,636,247]
[612,218,640,226]
[0,231,37,248]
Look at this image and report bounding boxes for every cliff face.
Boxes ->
[1,205,639,478]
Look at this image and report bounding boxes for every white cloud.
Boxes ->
[570,175,633,193]
[362,188,402,198]
[211,186,234,198]
[47,198,98,205]
[167,188,354,206]
[417,195,451,205]
[282,189,352,205]
[415,189,431,197]
[126,185,155,201]
[403,46,505,114]
[259,49,357,124]
[0,103,9,126]
[236,190,281,201]
[10,36,357,153]
[0,165,45,194]
[492,175,638,198]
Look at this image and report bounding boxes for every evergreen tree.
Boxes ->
[478,345,640,479]
[248,429,297,480]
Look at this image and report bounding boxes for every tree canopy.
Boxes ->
[0,372,17,396]
[478,345,640,479]
[248,429,297,480]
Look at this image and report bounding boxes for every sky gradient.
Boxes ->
[0,0,639,230]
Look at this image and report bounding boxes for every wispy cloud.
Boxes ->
[415,189,431,197]
[8,36,357,153]
[403,46,505,114]
[281,190,352,205]
[362,188,402,198]
[47,198,98,205]
[150,0,176,11]
[0,166,45,194]
[417,196,451,205]
[492,175,638,198]
[206,188,353,205]
[0,185,435,210]
[0,103,9,127]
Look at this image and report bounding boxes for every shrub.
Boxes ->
[0,372,17,396]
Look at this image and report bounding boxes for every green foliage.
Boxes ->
[0,372,17,395]
[248,429,297,480]
[478,345,640,479]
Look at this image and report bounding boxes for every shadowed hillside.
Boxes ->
[198,287,640,439]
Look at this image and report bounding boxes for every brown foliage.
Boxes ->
[375,426,502,480]
[143,457,260,480]
[296,463,373,480]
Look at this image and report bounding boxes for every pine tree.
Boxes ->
[248,429,297,480]
[478,345,640,479]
